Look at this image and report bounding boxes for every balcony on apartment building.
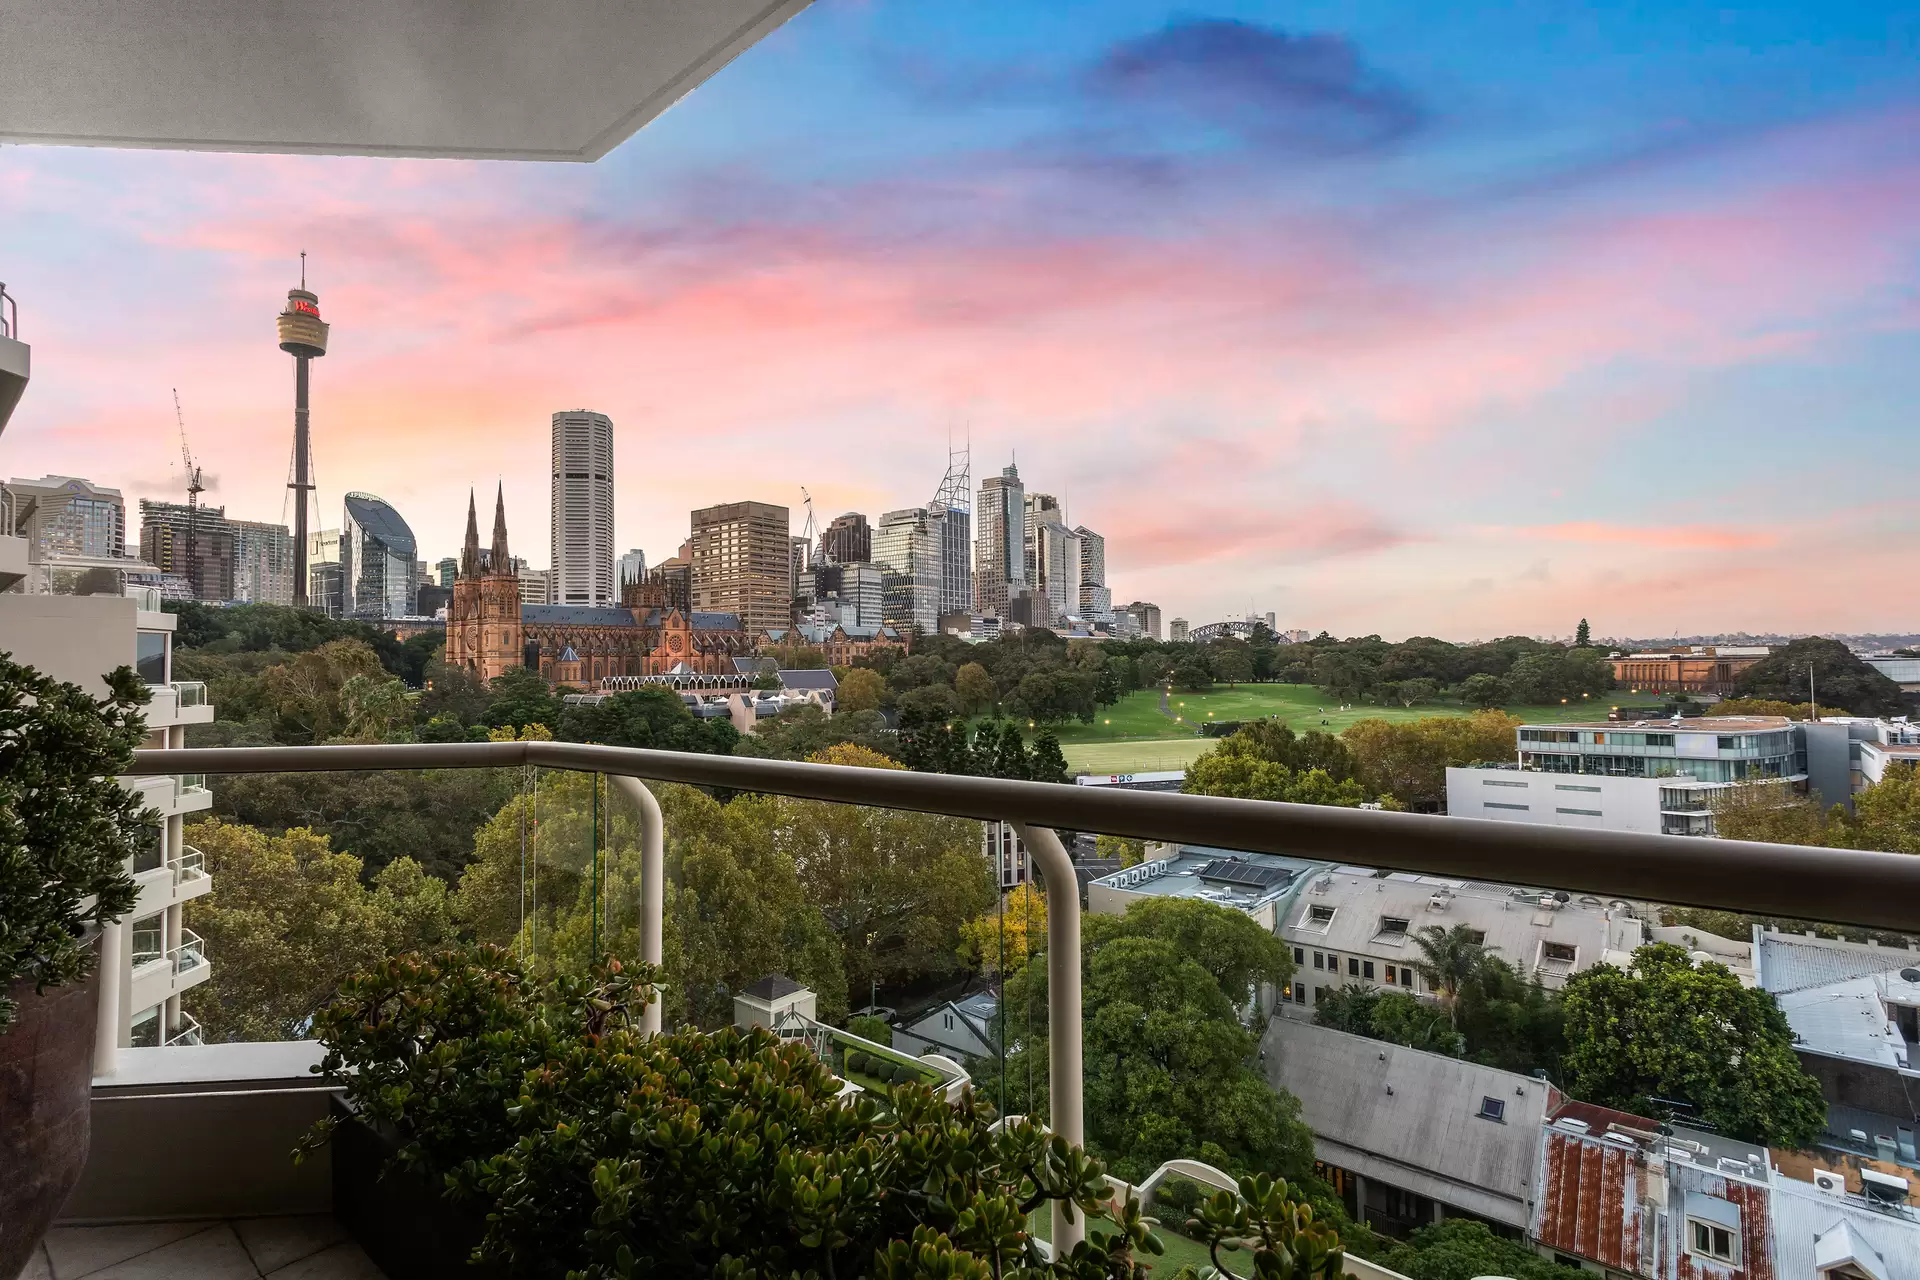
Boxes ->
[28,738,1916,1279]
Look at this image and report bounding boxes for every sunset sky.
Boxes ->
[3,0,1916,639]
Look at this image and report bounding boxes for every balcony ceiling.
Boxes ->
[0,0,811,161]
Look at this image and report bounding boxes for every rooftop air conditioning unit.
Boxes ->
[1428,895,1450,913]
[1812,1170,1846,1197]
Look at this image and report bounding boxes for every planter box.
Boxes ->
[328,1097,506,1279]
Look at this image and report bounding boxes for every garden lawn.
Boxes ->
[1025,1210,1218,1275]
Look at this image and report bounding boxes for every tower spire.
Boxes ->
[490,481,511,573]
[461,488,481,578]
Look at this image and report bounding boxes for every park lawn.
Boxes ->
[1024,1211,1217,1275]
[1052,684,1662,776]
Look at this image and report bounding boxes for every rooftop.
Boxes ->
[1280,869,1643,976]
[1521,715,1793,732]
[1262,1019,1550,1228]
[1090,846,1324,912]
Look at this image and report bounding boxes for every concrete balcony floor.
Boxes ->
[16,1217,384,1280]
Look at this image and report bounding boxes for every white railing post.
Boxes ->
[609,775,665,1037]
[1010,821,1083,1257]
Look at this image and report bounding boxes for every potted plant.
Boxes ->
[0,655,147,1278]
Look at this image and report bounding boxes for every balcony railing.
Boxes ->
[125,583,163,611]
[164,1014,204,1047]
[178,774,208,795]
[0,281,16,340]
[171,929,207,976]
[171,844,207,885]
[126,739,1920,1253]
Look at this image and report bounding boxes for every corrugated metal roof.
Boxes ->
[1263,1019,1548,1228]
[1770,1177,1919,1280]
[1535,1129,1653,1275]
[1757,933,1920,995]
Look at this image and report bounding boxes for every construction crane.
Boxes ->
[174,388,203,596]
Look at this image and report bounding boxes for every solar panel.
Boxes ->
[1194,858,1294,890]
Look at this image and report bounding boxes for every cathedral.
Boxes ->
[445,488,753,688]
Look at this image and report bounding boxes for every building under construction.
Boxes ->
[139,498,235,601]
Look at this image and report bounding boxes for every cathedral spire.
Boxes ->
[490,481,512,574]
[460,488,481,579]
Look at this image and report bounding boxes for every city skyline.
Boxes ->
[2,0,1915,636]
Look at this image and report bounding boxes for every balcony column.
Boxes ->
[608,775,665,1037]
[1009,821,1083,1256]
[93,920,122,1077]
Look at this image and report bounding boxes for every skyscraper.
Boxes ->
[341,492,417,619]
[7,474,125,561]
[1125,601,1163,640]
[1074,526,1111,621]
[932,446,972,616]
[819,512,871,566]
[309,529,343,616]
[690,500,791,636]
[139,499,235,601]
[1033,520,1081,623]
[437,556,458,588]
[1022,492,1061,586]
[973,462,1025,616]
[873,506,943,635]
[550,410,615,606]
[617,547,648,592]
[230,519,295,605]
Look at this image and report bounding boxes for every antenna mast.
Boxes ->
[800,486,822,565]
[174,388,204,597]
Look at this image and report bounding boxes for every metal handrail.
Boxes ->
[0,282,15,340]
[165,1014,204,1047]
[123,739,1920,1253]
[130,742,1920,931]
[170,929,207,975]
[171,844,207,884]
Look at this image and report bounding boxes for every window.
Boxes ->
[1307,904,1335,925]
[1347,957,1360,976]
[1477,1096,1506,1122]
[1689,1220,1738,1264]
[1313,952,1324,970]
[1466,930,1486,946]
[1646,734,1675,747]
[1484,802,1530,811]
[1481,778,1528,788]
[1555,783,1602,793]
[1557,807,1603,817]
[130,913,164,967]
[1293,984,1306,1006]
[1315,986,1329,1005]
[1384,965,1397,984]
[1379,917,1409,936]
[1362,961,1375,980]
[135,631,167,683]
[1542,941,1578,964]
[130,1004,162,1049]
[1294,947,1304,964]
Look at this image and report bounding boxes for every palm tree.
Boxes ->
[1411,923,1493,1027]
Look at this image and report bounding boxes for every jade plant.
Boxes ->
[303,945,1164,1278]
[1167,1175,1348,1280]
[0,654,148,1033]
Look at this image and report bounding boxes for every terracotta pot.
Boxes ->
[0,967,100,1278]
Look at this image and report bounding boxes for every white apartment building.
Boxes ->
[0,581,216,1059]
[1447,714,1803,836]
[1275,868,1644,1019]
[551,410,616,606]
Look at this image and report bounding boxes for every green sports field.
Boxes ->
[1056,683,1659,776]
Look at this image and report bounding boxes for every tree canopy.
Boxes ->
[1559,943,1826,1147]
[1732,636,1907,715]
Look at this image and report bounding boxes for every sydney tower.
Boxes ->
[276,258,329,607]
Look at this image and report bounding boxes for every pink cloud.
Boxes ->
[1494,522,1779,551]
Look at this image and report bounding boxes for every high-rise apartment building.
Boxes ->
[1169,618,1190,643]
[8,474,125,561]
[1033,519,1080,624]
[1022,492,1062,586]
[308,529,343,616]
[973,463,1025,616]
[341,491,418,619]
[551,410,616,605]
[230,519,295,605]
[1074,526,1111,621]
[519,566,552,606]
[690,500,792,636]
[437,556,458,588]
[1125,600,1163,640]
[819,512,871,566]
[873,506,944,635]
[618,547,648,591]
[139,499,236,602]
